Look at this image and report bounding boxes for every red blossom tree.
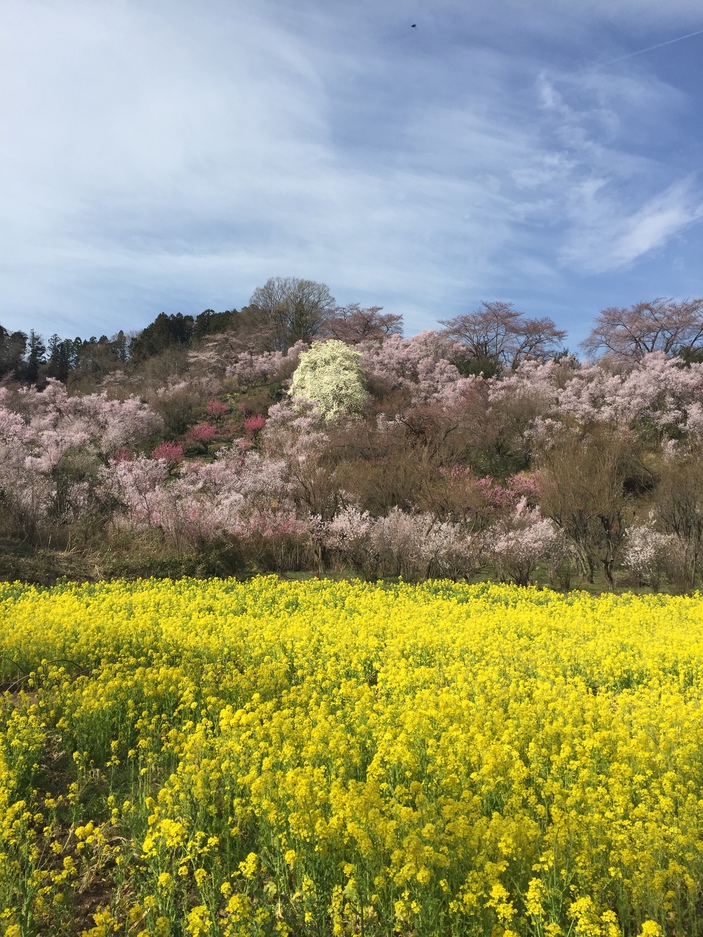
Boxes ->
[244,415,266,436]
[186,423,218,445]
[152,441,185,462]
[205,399,230,419]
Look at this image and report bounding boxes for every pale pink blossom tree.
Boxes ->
[486,498,560,586]
[360,331,468,404]
[622,519,679,590]
[0,380,163,538]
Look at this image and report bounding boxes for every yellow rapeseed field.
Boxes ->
[1,577,702,937]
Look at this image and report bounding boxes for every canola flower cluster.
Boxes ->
[1,578,703,936]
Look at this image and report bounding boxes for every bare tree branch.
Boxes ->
[248,277,337,351]
[439,301,566,372]
[581,298,703,364]
[319,304,403,344]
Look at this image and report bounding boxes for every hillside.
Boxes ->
[2,288,703,592]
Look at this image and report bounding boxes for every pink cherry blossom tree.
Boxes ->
[486,498,560,586]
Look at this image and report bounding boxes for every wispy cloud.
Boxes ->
[1,0,702,340]
[530,69,703,274]
[561,178,703,272]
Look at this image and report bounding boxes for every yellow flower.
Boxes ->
[185,906,211,936]
[638,924,663,937]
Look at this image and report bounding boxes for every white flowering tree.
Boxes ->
[487,498,560,586]
[622,520,679,590]
[289,340,367,421]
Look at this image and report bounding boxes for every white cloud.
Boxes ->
[0,0,702,340]
[561,178,703,272]
[530,68,703,274]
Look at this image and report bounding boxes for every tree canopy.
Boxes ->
[439,301,566,375]
[581,298,703,364]
[289,339,367,420]
[248,277,336,351]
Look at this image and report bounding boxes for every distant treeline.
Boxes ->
[0,292,404,391]
[5,279,703,394]
[0,309,239,386]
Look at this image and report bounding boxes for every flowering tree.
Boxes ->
[289,340,367,421]
[101,441,302,559]
[0,381,162,541]
[486,498,559,586]
[360,331,471,405]
[581,297,703,363]
[224,341,308,387]
[263,398,345,522]
[322,505,481,580]
[323,505,373,573]
[440,301,566,374]
[185,422,218,451]
[151,441,185,464]
[205,399,230,419]
[622,519,679,591]
[489,352,703,450]
[369,508,480,580]
[244,414,266,436]
[434,468,540,529]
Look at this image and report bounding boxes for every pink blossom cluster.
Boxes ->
[244,414,266,435]
[0,380,162,528]
[360,332,476,404]
[224,341,308,385]
[491,352,703,441]
[186,422,218,445]
[321,505,482,580]
[621,520,682,587]
[439,468,539,506]
[101,442,297,550]
[485,497,562,586]
[151,441,185,463]
[5,380,162,467]
[205,398,230,419]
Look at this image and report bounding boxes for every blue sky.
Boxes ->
[1,0,702,349]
